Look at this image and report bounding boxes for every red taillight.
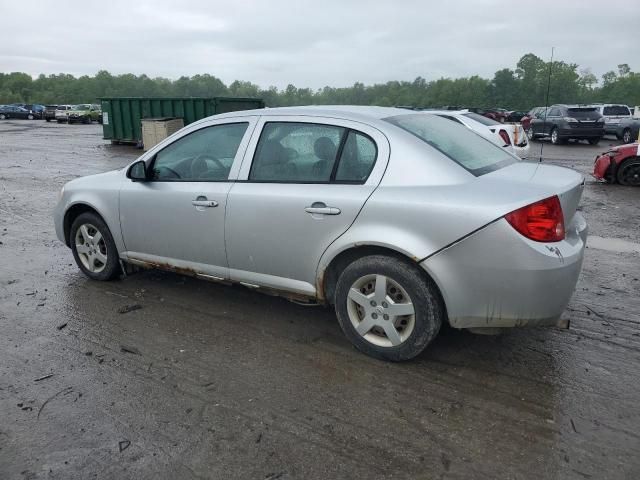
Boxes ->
[505,196,565,242]
[498,129,511,146]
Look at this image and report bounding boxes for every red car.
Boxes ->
[593,142,640,185]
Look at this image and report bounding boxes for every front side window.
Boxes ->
[152,122,248,181]
[384,114,516,176]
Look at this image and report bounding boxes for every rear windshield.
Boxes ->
[384,114,516,176]
[602,105,630,116]
[567,108,600,119]
[462,112,501,126]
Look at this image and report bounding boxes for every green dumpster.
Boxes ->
[100,97,265,145]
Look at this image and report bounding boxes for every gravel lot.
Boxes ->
[1,120,639,480]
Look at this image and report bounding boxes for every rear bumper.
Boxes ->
[421,214,587,330]
[558,127,604,138]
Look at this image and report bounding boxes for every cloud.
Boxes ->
[0,0,638,88]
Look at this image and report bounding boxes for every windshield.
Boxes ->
[384,114,516,176]
[72,104,91,111]
[463,112,501,126]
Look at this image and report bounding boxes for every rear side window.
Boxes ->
[384,114,516,176]
[249,122,377,183]
[334,131,377,182]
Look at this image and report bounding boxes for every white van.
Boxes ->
[592,104,632,135]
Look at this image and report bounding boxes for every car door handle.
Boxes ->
[305,203,341,215]
[192,200,218,208]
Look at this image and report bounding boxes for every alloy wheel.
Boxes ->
[623,129,632,144]
[346,274,416,348]
[74,223,108,273]
[526,128,534,140]
[551,129,558,144]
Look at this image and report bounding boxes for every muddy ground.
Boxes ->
[0,120,639,480]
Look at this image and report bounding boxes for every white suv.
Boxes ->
[591,104,632,136]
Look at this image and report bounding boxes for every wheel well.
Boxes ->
[63,204,102,247]
[320,245,445,312]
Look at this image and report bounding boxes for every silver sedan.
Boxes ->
[54,106,588,361]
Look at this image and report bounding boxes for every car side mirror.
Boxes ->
[127,160,148,181]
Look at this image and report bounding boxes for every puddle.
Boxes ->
[588,236,640,254]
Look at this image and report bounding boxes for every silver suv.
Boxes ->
[591,104,632,136]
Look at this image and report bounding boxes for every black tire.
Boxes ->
[616,157,640,186]
[550,127,564,145]
[56,119,63,123]
[527,127,536,141]
[70,212,121,281]
[588,137,601,145]
[334,255,444,361]
[622,129,633,144]
[45,118,51,122]
[83,115,91,124]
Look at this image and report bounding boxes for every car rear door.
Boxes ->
[119,117,258,279]
[225,115,390,296]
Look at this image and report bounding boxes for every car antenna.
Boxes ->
[539,47,555,163]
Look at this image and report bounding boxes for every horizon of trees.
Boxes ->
[1,53,638,111]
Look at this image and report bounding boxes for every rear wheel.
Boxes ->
[550,128,563,145]
[588,137,601,145]
[27,114,34,120]
[616,157,640,186]
[335,255,443,361]
[622,128,633,144]
[70,212,121,281]
[0,113,6,120]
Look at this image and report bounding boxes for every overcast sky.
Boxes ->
[1,0,638,89]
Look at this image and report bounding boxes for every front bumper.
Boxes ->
[421,214,587,330]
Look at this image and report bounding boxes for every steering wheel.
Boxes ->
[154,165,181,179]
[193,154,225,171]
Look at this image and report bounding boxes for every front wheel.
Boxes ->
[622,129,633,144]
[70,212,121,281]
[334,255,443,361]
[616,157,640,186]
[83,116,91,124]
[0,114,6,120]
[526,127,536,141]
[588,137,601,145]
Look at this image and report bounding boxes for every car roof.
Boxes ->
[213,105,417,122]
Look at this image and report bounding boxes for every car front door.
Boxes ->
[119,117,257,279]
[225,116,389,297]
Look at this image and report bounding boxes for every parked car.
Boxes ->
[506,110,527,123]
[528,105,604,145]
[593,142,640,185]
[54,106,587,361]
[55,105,73,123]
[610,117,640,144]
[0,105,37,120]
[44,105,58,122]
[466,107,508,123]
[521,107,547,131]
[433,110,530,158]
[590,104,632,136]
[67,104,101,124]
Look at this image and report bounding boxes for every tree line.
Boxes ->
[1,53,638,110]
